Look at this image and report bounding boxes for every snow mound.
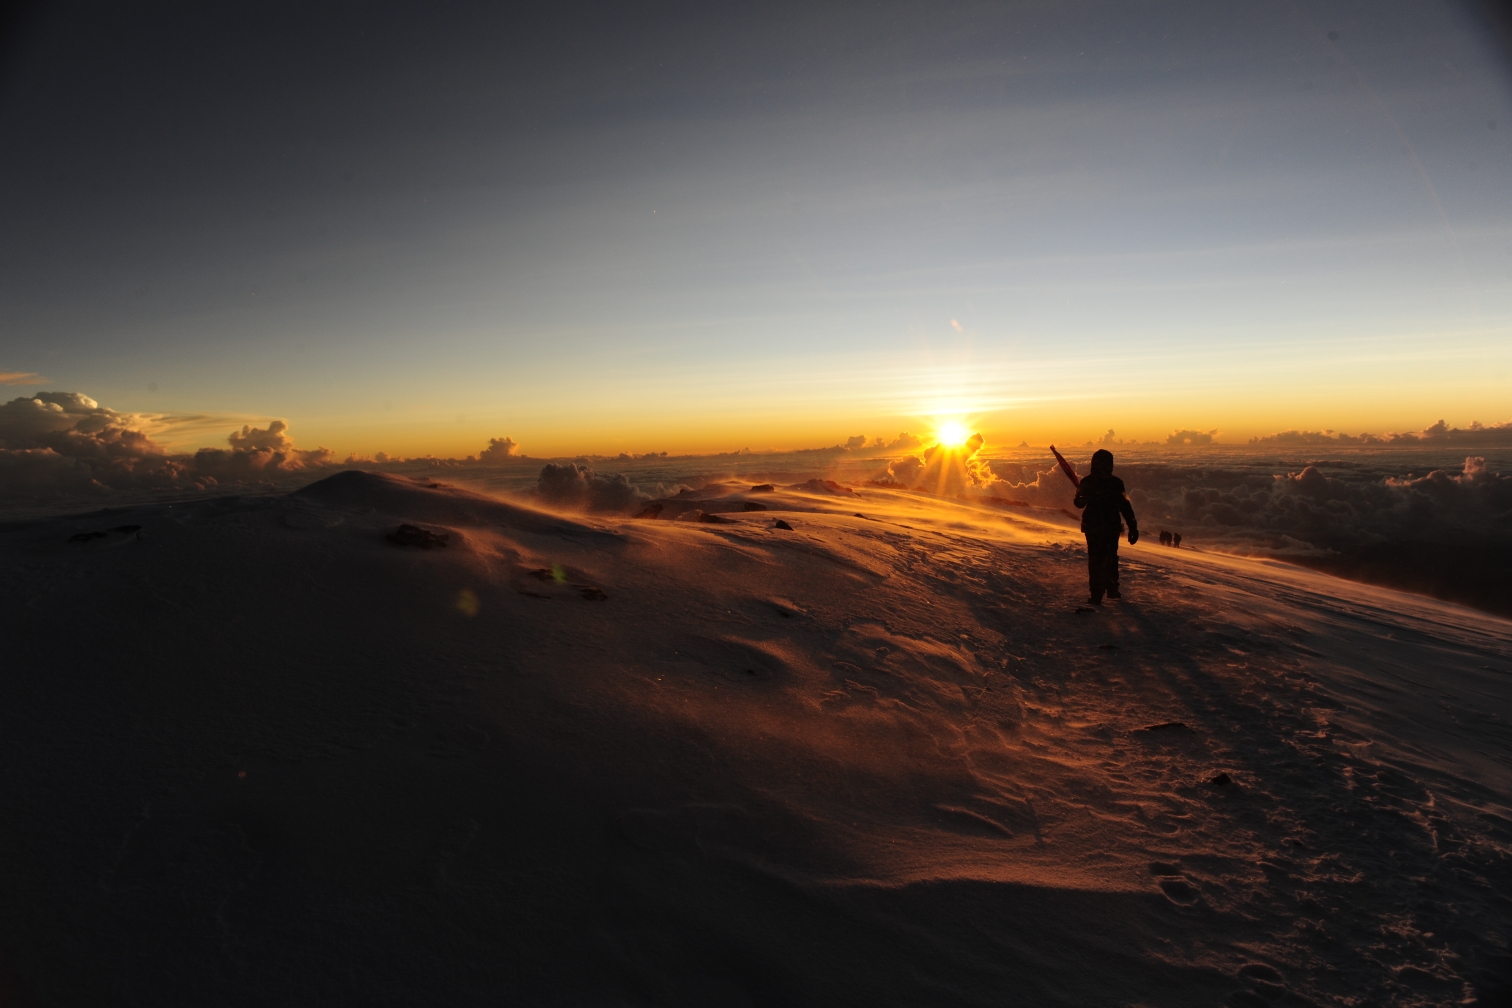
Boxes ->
[293,468,599,536]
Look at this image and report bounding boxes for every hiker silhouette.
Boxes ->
[1072,449,1138,604]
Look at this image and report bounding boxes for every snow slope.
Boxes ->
[2,471,1509,1006]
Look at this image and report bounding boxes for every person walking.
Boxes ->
[1072,449,1138,604]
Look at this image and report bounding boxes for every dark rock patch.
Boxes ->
[387,524,450,549]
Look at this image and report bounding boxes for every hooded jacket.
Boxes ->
[1073,450,1137,535]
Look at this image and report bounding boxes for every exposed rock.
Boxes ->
[386,524,450,549]
[742,501,768,511]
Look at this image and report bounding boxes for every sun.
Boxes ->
[935,420,970,447]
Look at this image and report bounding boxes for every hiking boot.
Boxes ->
[1107,586,1121,599]
[1088,594,1103,605]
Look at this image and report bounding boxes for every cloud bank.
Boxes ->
[1250,419,1512,447]
[0,392,335,500]
[973,451,1512,615]
[535,463,651,514]
[531,463,695,514]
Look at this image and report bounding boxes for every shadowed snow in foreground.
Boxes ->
[2,471,1509,1006]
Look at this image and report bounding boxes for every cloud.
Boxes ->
[886,455,925,485]
[977,459,1077,505]
[226,421,295,453]
[1167,428,1218,446]
[193,420,333,474]
[880,432,990,496]
[535,463,651,513]
[0,371,48,385]
[0,391,139,444]
[0,391,336,501]
[1250,420,1512,447]
[479,436,519,461]
[1125,454,1512,613]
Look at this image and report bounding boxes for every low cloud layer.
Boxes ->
[535,463,651,513]
[1250,419,1512,447]
[0,391,335,500]
[866,426,1512,614]
[973,451,1512,615]
[530,461,706,514]
[977,455,1512,551]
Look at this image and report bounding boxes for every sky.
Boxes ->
[2,0,1510,458]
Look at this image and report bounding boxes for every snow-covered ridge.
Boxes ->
[2,471,1508,1004]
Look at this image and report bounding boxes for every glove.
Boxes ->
[1128,527,1139,545]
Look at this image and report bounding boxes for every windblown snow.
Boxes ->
[2,471,1509,1006]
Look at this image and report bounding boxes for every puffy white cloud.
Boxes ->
[0,391,142,446]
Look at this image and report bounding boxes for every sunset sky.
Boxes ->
[3,1,1510,458]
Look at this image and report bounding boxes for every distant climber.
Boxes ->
[1173,532,1182,548]
[1070,449,1138,604]
[1159,530,1171,546]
